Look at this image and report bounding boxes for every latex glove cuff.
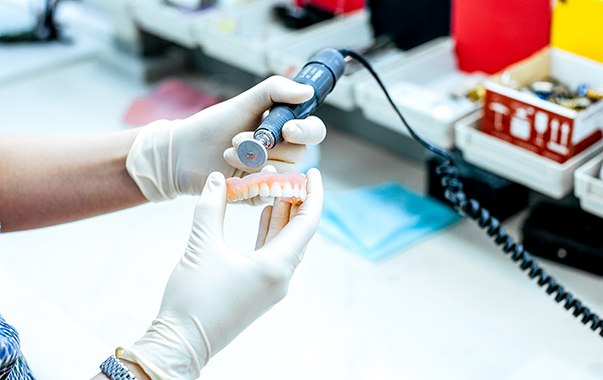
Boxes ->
[126,120,180,202]
[116,318,211,380]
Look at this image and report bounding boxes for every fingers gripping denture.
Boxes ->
[226,172,307,204]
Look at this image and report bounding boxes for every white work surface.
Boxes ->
[1,4,603,380]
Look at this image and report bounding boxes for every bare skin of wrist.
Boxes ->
[91,359,151,380]
[0,129,146,232]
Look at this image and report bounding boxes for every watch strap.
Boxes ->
[100,355,137,380]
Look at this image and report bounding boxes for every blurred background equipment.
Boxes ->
[368,0,451,50]
[522,201,603,276]
[551,0,603,64]
[272,1,335,29]
[452,0,551,74]
[272,0,365,29]
[0,0,62,43]
[165,0,218,11]
[123,79,222,126]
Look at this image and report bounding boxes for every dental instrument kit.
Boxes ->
[233,47,603,338]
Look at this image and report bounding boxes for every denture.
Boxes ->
[226,172,307,204]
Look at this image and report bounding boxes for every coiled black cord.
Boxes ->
[339,48,603,337]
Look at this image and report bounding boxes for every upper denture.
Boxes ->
[226,172,307,204]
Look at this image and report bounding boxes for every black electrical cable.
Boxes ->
[339,48,603,337]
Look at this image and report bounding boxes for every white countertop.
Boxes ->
[0,2,602,379]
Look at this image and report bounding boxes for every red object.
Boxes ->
[482,90,602,163]
[452,0,552,74]
[294,0,364,14]
[124,79,221,127]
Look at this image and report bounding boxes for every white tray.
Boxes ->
[195,0,341,76]
[574,154,603,218]
[455,111,603,199]
[129,0,218,48]
[267,10,402,111]
[353,38,483,149]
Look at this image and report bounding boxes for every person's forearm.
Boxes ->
[92,359,151,380]
[0,130,147,232]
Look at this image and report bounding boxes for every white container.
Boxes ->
[455,111,603,199]
[196,0,332,76]
[354,38,484,148]
[129,0,218,48]
[267,10,402,111]
[574,154,603,218]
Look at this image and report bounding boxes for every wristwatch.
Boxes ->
[100,355,137,380]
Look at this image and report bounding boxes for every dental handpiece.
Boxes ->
[237,48,346,168]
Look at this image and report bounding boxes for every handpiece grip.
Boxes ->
[254,48,346,148]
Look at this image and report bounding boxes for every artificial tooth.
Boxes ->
[270,183,283,197]
[242,187,249,199]
[249,184,259,197]
[300,186,307,199]
[259,183,270,197]
[292,184,301,197]
[282,182,293,197]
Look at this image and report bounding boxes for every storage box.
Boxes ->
[455,111,603,199]
[195,0,344,76]
[354,38,484,148]
[574,153,603,218]
[483,47,603,164]
[551,0,603,64]
[268,10,403,111]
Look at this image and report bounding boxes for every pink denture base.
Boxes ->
[226,172,307,204]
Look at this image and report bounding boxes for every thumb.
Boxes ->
[187,172,227,252]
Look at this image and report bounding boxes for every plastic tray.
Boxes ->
[129,0,218,48]
[455,111,603,199]
[574,153,603,218]
[195,0,338,76]
[267,10,402,111]
[353,38,483,149]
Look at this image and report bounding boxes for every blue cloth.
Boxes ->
[319,182,460,261]
[0,314,34,380]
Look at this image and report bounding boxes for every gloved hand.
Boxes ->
[126,76,326,202]
[117,168,324,379]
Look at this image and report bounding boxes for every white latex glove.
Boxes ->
[117,168,324,379]
[126,76,326,202]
